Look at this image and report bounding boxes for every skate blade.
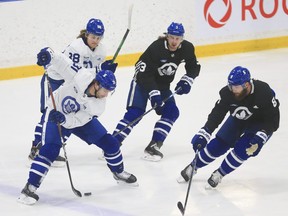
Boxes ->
[176,175,188,183]
[205,184,216,190]
[51,161,66,168]
[142,153,162,162]
[17,194,37,205]
[116,180,139,187]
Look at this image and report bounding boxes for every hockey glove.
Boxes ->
[175,75,194,95]
[37,47,54,66]
[149,90,164,115]
[191,127,211,152]
[48,109,66,125]
[100,60,118,73]
[246,131,268,156]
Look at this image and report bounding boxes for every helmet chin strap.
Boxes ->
[85,81,99,98]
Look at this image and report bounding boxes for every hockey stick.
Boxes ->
[113,88,181,137]
[177,145,201,215]
[111,4,133,63]
[44,69,82,197]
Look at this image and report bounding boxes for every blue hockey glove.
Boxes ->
[149,90,164,115]
[37,47,54,66]
[48,109,66,125]
[100,60,118,73]
[175,75,194,95]
[191,127,211,152]
[246,131,268,156]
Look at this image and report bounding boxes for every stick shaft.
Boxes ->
[177,148,200,215]
[45,70,82,197]
[111,4,133,63]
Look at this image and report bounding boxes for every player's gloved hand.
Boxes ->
[149,90,164,115]
[100,60,118,73]
[175,75,194,95]
[37,47,54,66]
[191,127,211,152]
[48,109,66,125]
[246,131,268,156]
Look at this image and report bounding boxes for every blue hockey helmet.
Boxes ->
[167,22,185,36]
[228,66,251,87]
[86,18,105,36]
[95,70,116,91]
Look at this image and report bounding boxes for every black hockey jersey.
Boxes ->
[204,79,280,135]
[134,37,200,92]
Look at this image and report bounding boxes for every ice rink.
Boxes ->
[0,48,287,216]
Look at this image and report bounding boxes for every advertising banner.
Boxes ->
[194,0,288,45]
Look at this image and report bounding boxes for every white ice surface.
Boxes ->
[0,48,287,216]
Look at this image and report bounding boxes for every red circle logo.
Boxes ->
[204,0,232,28]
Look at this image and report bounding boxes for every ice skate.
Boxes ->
[17,183,39,205]
[177,163,197,183]
[28,141,42,161]
[143,140,163,162]
[113,171,138,186]
[51,155,66,167]
[205,169,223,189]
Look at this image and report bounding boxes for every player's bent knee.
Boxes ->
[39,143,61,162]
[124,107,144,122]
[98,134,120,154]
[162,102,179,122]
[207,137,230,157]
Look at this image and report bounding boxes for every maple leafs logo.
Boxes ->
[158,62,178,76]
[231,106,252,120]
[61,96,80,114]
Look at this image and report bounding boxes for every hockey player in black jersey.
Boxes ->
[178,66,280,188]
[113,22,201,161]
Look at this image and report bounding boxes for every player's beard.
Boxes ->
[233,88,248,101]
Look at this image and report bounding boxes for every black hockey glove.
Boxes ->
[149,90,164,115]
[191,127,211,152]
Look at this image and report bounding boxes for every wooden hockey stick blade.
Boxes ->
[72,188,82,197]
[177,201,185,215]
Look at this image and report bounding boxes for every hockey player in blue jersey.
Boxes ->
[18,48,137,205]
[29,18,117,166]
[177,66,280,188]
[113,22,201,161]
